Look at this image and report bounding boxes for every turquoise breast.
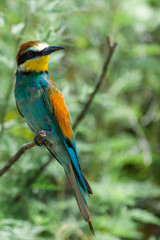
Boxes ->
[15,71,52,133]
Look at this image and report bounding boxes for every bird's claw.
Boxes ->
[34,130,47,146]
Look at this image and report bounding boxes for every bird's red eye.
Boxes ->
[27,51,33,57]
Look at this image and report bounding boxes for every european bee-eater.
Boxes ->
[14,41,94,234]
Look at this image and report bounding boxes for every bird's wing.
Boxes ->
[47,76,73,142]
[41,76,92,194]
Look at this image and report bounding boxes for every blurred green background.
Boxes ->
[0,0,160,239]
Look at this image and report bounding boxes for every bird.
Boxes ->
[14,41,94,234]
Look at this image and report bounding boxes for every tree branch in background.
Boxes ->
[73,35,117,130]
[26,155,53,186]
[0,35,117,178]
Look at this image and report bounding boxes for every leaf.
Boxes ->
[130,209,160,225]
[11,22,25,35]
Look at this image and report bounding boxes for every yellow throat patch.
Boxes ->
[23,56,50,72]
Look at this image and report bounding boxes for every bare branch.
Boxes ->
[0,131,46,177]
[73,35,117,130]
[0,142,35,177]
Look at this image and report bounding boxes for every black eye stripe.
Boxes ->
[27,51,33,57]
[18,50,43,65]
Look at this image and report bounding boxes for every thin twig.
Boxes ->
[26,155,53,186]
[73,36,117,129]
[0,142,35,177]
[0,131,46,177]
[0,35,117,178]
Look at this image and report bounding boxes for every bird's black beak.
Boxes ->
[42,46,64,56]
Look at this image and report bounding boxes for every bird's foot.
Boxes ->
[34,130,47,146]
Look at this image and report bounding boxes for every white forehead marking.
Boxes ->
[35,42,49,51]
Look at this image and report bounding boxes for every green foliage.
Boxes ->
[0,0,160,239]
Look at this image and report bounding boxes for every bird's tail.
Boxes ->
[66,163,95,235]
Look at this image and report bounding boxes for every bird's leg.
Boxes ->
[34,130,48,146]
